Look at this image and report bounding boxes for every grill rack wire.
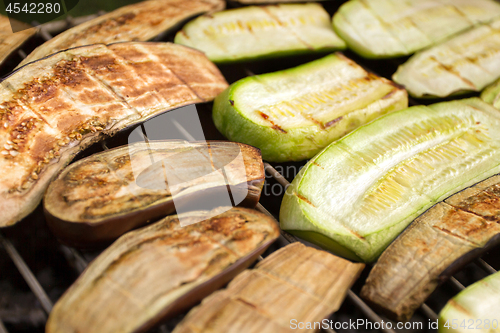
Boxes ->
[0,3,499,333]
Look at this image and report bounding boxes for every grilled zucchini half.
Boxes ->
[438,271,500,333]
[393,18,500,98]
[174,4,346,63]
[280,98,500,262]
[332,0,500,59]
[212,53,407,162]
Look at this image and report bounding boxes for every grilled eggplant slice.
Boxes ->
[0,42,228,228]
[46,207,280,333]
[393,18,500,98]
[174,4,346,63]
[173,242,364,333]
[332,0,500,59]
[44,140,265,247]
[232,0,329,3]
[280,98,500,263]
[438,271,500,332]
[212,53,407,162]
[481,78,500,109]
[0,15,36,66]
[18,0,225,67]
[361,175,500,321]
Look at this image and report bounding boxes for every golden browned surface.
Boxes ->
[18,0,224,67]
[45,141,264,223]
[174,242,365,333]
[0,15,36,66]
[0,42,228,228]
[361,175,500,321]
[46,207,280,333]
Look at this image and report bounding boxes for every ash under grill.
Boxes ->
[1,2,500,333]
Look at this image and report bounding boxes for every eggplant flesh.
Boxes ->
[393,18,500,98]
[173,242,364,333]
[18,0,225,67]
[438,271,500,333]
[332,0,500,59]
[0,42,228,228]
[213,53,407,162]
[280,98,500,263]
[0,15,36,66]
[174,4,346,63]
[361,175,500,322]
[44,140,265,247]
[46,207,280,333]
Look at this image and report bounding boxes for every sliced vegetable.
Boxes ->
[0,42,227,228]
[44,140,264,247]
[173,242,364,333]
[332,0,500,59]
[0,15,36,66]
[232,0,329,3]
[174,4,346,63]
[361,175,500,321]
[213,53,407,162]
[18,0,225,67]
[280,98,500,262]
[393,18,500,98]
[481,78,500,109]
[439,271,500,332]
[46,207,280,333]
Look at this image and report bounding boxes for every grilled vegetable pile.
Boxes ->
[361,175,500,321]
[333,0,500,59]
[213,53,407,162]
[0,42,227,228]
[394,18,500,98]
[18,0,225,67]
[44,140,264,247]
[174,3,346,63]
[173,242,364,333]
[46,207,280,333]
[280,98,500,262]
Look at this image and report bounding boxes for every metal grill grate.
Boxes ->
[1,3,499,333]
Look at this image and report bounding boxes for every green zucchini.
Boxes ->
[393,18,500,98]
[174,4,346,63]
[332,0,500,59]
[280,98,500,262]
[438,271,500,332]
[481,78,500,109]
[212,53,407,162]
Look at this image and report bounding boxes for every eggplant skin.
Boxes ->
[393,18,500,98]
[212,53,407,162]
[44,140,265,248]
[173,242,364,333]
[0,42,228,228]
[0,15,36,67]
[18,0,225,67]
[46,207,280,333]
[174,4,346,64]
[438,271,500,333]
[361,175,500,322]
[332,0,500,59]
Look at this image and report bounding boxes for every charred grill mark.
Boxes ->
[382,89,398,100]
[295,192,315,208]
[429,56,477,89]
[325,116,343,128]
[312,162,324,169]
[229,100,234,106]
[257,111,287,133]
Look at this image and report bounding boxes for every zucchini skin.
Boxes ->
[280,98,500,262]
[212,53,407,162]
[175,4,346,64]
[481,78,500,109]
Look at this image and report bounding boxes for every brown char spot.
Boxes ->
[325,117,343,128]
[258,111,287,133]
[449,300,471,316]
[295,193,315,208]
[382,89,398,100]
[229,99,234,106]
[312,162,324,169]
